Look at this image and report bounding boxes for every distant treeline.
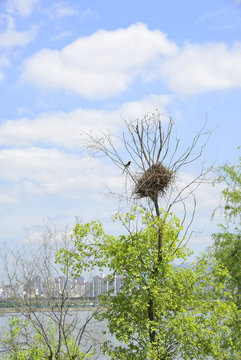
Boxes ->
[0,298,98,310]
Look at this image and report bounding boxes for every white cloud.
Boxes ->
[0,16,36,49]
[0,147,83,189]
[0,95,170,206]
[161,42,241,95]
[46,1,78,19]
[21,22,241,98]
[0,16,35,80]
[0,185,20,203]
[0,147,123,201]
[118,94,171,119]
[6,0,39,17]
[51,31,72,41]
[0,94,170,148]
[22,23,177,98]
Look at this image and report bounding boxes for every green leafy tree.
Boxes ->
[58,207,238,359]
[205,153,241,355]
[58,113,239,359]
[1,317,92,360]
[211,154,241,307]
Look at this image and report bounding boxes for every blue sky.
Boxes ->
[0,0,241,256]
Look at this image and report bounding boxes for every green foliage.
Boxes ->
[207,154,241,356]
[58,207,238,359]
[215,154,241,221]
[211,155,241,308]
[1,317,92,360]
[1,318,45,360]
[211,230,241,308]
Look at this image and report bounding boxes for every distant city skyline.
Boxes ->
[0,273,124,300]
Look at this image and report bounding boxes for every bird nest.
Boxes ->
[135,163,174,199]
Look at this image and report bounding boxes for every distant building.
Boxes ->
[0,273,124,300]
[92,273,108,298]
[71,277,86,297]
[108,275,123,296]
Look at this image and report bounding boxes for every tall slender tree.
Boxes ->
[58,111,238,359]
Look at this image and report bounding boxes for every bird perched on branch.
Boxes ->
[122,161,131,174]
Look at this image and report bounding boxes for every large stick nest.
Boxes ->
[135,163,175,199]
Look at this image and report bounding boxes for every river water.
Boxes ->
[0,311,111,359]
[0,312,202,359]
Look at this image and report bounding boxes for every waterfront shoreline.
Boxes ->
[0,306,99,315]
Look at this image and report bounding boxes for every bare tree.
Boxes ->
[85,110,211,234]
[0,222,104,359]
